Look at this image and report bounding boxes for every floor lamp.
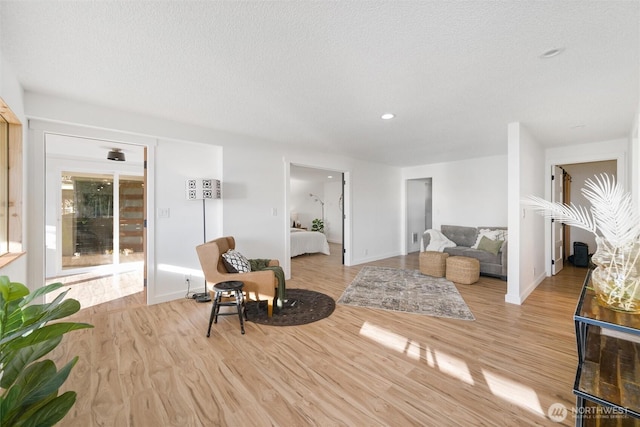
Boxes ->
[187,178,221,303]
[309,193,325,224]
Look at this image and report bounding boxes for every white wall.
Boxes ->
[507,123,546,305]
[290,178,342,243]
[402,154,508,231]
[27,117,226,304]
[347,161,401,263]
[324,181,342,244]
[23,92,402,301]
[290,179,325,229]
[154,139,222,302]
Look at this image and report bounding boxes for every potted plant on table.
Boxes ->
[0,276,93,426]
[311,218,324,233]
[523,173,640,313]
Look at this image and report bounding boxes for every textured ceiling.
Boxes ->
[1,1,638,166]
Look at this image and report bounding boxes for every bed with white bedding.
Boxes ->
[290,228,330,257]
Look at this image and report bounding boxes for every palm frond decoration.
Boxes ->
[522,196,596,234]
[523,173,640,312]
[582,174,640,247]
[522,173,640,247]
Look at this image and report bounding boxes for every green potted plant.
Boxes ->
[0,276,93,426]
[311,218,324,233]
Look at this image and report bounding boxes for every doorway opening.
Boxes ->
[288,164,346,273]
[45,133,147,308]
[406,178,433,253]
[550,159,617,276]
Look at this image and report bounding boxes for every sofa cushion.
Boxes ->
[444,247,501,264]
[441,225,478,248]
[477,236,504,255]
[472,228,508,249]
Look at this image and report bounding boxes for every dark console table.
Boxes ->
[573,270,640,426]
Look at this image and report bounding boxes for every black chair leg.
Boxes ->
[206,293,218,337]
[213,292,222,324]
[207,282,246,337]
[235,289,245,335]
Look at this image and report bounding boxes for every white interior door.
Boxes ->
[552,166,564,275]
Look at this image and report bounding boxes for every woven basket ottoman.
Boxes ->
[419,251,449,277]
[446,256,480,285]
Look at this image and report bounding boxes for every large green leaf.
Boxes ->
[0,322,92,355]
[1,297,89,345]
[21,298,81,330]
[0,275,9,301]
[1,389,58,427]
[10,357,77,407]
[20,282,64,307]
[0,378,23,418]
[14,391,77,427]
[0,337,62,389]
[2,285,71,341]
[0,277,91,427]
[0,276,29,303]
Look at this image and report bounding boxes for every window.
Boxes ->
[0,97,24,267]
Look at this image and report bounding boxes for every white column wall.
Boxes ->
[506,123,546,305]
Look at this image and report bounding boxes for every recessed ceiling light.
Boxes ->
[381,113,395,120]
[540,48,564,59]
[327,175,333,179]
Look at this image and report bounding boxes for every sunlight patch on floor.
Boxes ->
[482,369,544,417]
[433,349,474,385]
[360,321,420,360]
[45,268,143,309]
[359,321,550,419]
[359,321,474,386]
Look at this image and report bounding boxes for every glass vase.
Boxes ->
[590,236,640,314]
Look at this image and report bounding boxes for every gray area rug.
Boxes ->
[337,266,475,321]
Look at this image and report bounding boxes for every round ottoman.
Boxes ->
[446,256,480,285]
[419,251,450,277]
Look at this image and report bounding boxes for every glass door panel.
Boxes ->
[61,173,114,269]
[119,177,144,264]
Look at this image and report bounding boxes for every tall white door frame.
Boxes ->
[545,150,625,276]
[551,165,564,275]
[28,119,156,305]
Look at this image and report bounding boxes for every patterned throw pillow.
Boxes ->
[221,249,251,273]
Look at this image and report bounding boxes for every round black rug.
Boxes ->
[245,289,335,326]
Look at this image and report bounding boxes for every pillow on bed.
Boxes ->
[221,249,251,273]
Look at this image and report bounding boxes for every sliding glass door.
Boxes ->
[61,172,143,270]
[118,177,144,264]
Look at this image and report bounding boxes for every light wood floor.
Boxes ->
[52,244,601,426]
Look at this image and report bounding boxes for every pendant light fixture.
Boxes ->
[107,148,125,161]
